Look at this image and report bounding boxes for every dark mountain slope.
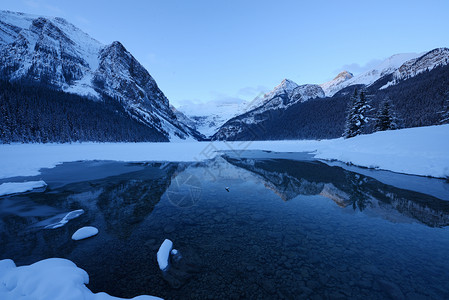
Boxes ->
[0,80,168,143]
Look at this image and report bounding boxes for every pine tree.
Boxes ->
[439,98,449,124]
[343,89,370,138]
[374,98,399,132]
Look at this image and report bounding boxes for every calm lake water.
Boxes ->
[1,152,449,299]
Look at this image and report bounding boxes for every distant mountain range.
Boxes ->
[212,48,449,140]
[0,10,204,142]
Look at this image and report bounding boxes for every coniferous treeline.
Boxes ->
[0,80,168,143]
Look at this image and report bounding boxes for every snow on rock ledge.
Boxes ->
[0,180,47,196]
[72,226,99,241]
[0,258,162,300]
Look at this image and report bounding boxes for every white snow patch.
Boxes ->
[45,209,85,229]
[0,258,161,300]
[0,180,47,196]
[71,226,99,241]
[0,125,448,179]
[157,239,173,271]
[63,72,100,99]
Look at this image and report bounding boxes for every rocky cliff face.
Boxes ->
[0,10,203,141]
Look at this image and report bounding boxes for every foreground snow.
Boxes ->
[0,125,448,179]
[0,181,47,196]
[0,258,161,300]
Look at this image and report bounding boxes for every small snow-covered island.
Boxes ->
[1,2,449,300]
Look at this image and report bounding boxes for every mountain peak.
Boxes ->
[280,78,297,86]
[320,71,354,97]
[280,78,295,84]
[334,71,353,81]
[110,40,124,48]
[274,78,299,94]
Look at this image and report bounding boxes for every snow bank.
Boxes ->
[244,125,449,178]
[313,125,449,178]
[0,180,47,196]
[0,258,161,300]
[0,125,448,179]
[157,239,173,271]
[72,226,99,240]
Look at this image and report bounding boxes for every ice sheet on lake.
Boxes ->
[0,258,162,300]
[0,180,47,196]
[0,124,448,178]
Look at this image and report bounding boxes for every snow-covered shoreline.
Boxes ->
[0,125,448,180]
[0,180,47,196]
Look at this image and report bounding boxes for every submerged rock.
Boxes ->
[163,224,176,233]
[377,279,405,300]
[160,246,204,289]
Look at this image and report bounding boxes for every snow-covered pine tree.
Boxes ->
[374,98,399,132]
[343,89,359,138]
[439,98,449,124]
[343,89,370,138]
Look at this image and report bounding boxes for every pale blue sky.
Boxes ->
[2,0,449,106]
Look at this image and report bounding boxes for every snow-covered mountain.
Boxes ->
[213,79,324,140]
[259,79,325,110]
[0,10,203,141]
[380,48,449,89]
[178,79,325,138]
[320,71,354,97]
[321,53,422,97]
[212,47,449,141]
[189,48,449,139]
[176,99,251,137]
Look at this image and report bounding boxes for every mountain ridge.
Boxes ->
[212,48,449,141]
[0,10,203,142]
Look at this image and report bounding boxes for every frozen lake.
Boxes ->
[1,152,449,299]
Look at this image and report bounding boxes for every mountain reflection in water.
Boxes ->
[0,154,448,299]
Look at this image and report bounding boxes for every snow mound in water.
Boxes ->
[157,239,173,271]
[0,258,162,300]
[71,226,99,240]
